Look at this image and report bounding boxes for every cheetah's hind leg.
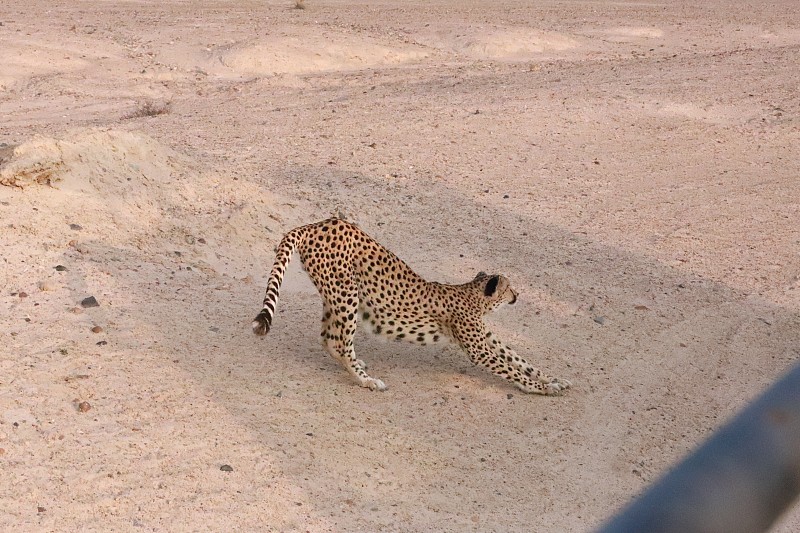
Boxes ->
[320,295,386,391]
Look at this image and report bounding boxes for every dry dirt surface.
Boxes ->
[1,1,799,531]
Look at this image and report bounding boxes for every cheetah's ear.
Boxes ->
[484,275,500,297]
[474,271,487,280]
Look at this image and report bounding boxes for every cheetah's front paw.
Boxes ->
[544,378,572,396]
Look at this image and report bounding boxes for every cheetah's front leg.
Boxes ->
[487,332,571,395]
[452,324,569,395]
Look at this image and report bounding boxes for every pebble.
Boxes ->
[69,223,83,230]
[81,296,99,308]
[70,307,84,314]
[77,401,92,413]
[38,280,58,292]
[55,265,68,271]
[593,316,606,325]
[18,292,28,298]
[91,326,103,333]
[220,464,233,472]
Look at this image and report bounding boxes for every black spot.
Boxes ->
[363,312,370,320]
[485,276,500,297]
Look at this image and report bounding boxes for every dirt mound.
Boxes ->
[0,129,192,226]
[0,129,291,277]
[416,26,581,60]
[217,30,429,76]
[0,41,91,91]
[603,26,665,42]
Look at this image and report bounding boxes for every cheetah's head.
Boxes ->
[474,272,518,311]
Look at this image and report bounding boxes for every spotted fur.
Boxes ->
[252,218,571,395]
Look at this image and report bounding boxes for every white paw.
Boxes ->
[545,378,572,395]
[363,377,387,391]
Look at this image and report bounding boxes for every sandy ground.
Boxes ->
[1,0,799,531]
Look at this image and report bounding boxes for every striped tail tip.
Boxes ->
[252,314,270,336]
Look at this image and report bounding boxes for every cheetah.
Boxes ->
[251,218,571,395]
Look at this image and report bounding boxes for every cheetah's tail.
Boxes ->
[252,228,304,336]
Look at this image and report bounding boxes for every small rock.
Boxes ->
[69,223,83,230]
[55,265,68,271]
[593,316,606,325]
[197,237,206,244]
[77,401,92,413]
[96,340,108,346]
[185,235,195,244]
[80,296,99,308]
[503,194,510,199]
[70,307,84,314]
[634,305,650,311]
[220,464,233,472]
[38,280,58,292]
[91,326,103,333]
[38,506,46,513]
[18,291,28,298]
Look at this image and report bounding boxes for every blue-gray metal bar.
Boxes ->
[597,362,800,533]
